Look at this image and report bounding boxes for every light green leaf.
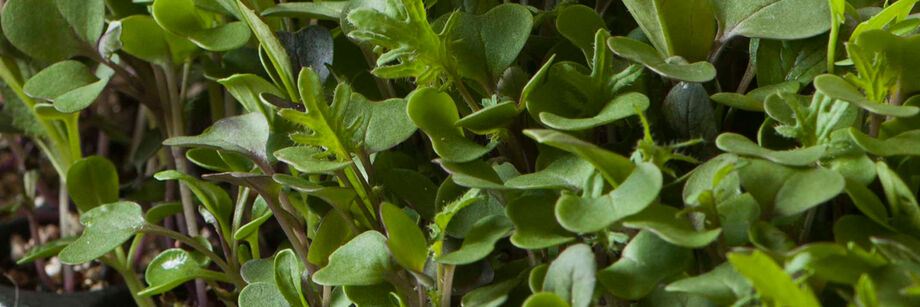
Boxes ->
[139,248,228,296]
[274,146,352,175]
[773,167,844,216]
[607,37,716,83]
[713,0,831,42]
[234,197,273,240]
[239,282,291,307]
[598,231,691,300]
[814,74,919,117]
[66,156,119,213]
[17,237,75,265]
[164,112,271,169]
[555,162,662,233]
[456,101,520,134]
[522,293,570,307]
[439,215,512,265]
[507,194,575,249]
[261,2,347,20]
[666,263,752,306]
[407,88,494,163]
[448,4,533,83]
[539,92,649,131]
[621,0,716,61]
[23,60,109,113]
[380,202,428,272]
[312,231,396,286]
[308,212,355,267]
[850,128,920,157]
[274,249,307,307]
[504,153,595,191]
[54,0,105,43]
[715,133,826,167]
[345,93,417,153]
[524,129,634,186]
[59,201,145,264]
[877,161,920,236]
[542,244,595,307]
[727,250,820,307]
[556,5,606,58]
[621,205,722,248]
[154,170,233,238]
[236,0,296,97]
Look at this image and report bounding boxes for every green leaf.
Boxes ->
[555,162,662,233]
[154,170,233,238]
[717,193,760,246]
[309,212,355,267]
[17,237,75,265]
[344,93,417,153]
[621,0,716,61]
[556,5,606,58]
[524,129,634,186]
[665,263,752,306]
[380,202,428,272]
[607,37,716,83]
[59,201,145,264]
[683,154,738,205]
[218,73,283,119]
[145,202,182,224]
[814,74,920,117]
[164,112,271,169]
[312,231,396,286]
[261,2,347,20]
[448,4,533,83]
[715,133,826,167]
[22,60,110,113]
[598,231,691,300]
[118,15,197,66]
[844,179,891,230]
[408,88,494,162]
[234,196,273,240]
[54,0,105,43]
[713,0,831,42]
[242,258,274,284]
[522,293,570,307]
[727,250,820,307]
[542,244,595,307]
[456,101,520,134]
[438,160,507,190]
[1,0,82,62]
[877,161,920,236]
[504,153,595,191]
[274,249,307,307]
[539,92,649,131]
[850,128,920,157]
[278,26,334,82]
[439,215,513,265]
[274,146,352,175]
[621,205,722,248]
[236,0,296,97]
[139,248,228,296]
[66,156,119,213]
[239,282,291,307]
[773,166,844,216]
[507,194,575,249]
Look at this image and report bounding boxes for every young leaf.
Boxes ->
[380,202,428,272]
[274,249,308,307]
[524,129,634,186]
[621,205,722,248]
[408,88,494,162]
[22,60,111,113]
[715,133,826,166]
[54,0,105,43]
[621,0,716,61]
[727,250,820,307]
[814,74,919,118]
[261,2,347,20]
[239,282,291,307]
[539,92,649,131]
[556,5,606,58]
[66,156,119,213]
[665,262,752,306]
[607,37,716,83]
[308,212,355,267]
[17,237,75,265]
[438,215,513,265]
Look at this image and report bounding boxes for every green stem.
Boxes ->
[102,252,156,307]
[440,264,455,307]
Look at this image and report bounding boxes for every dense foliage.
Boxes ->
[2,0,920,306]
